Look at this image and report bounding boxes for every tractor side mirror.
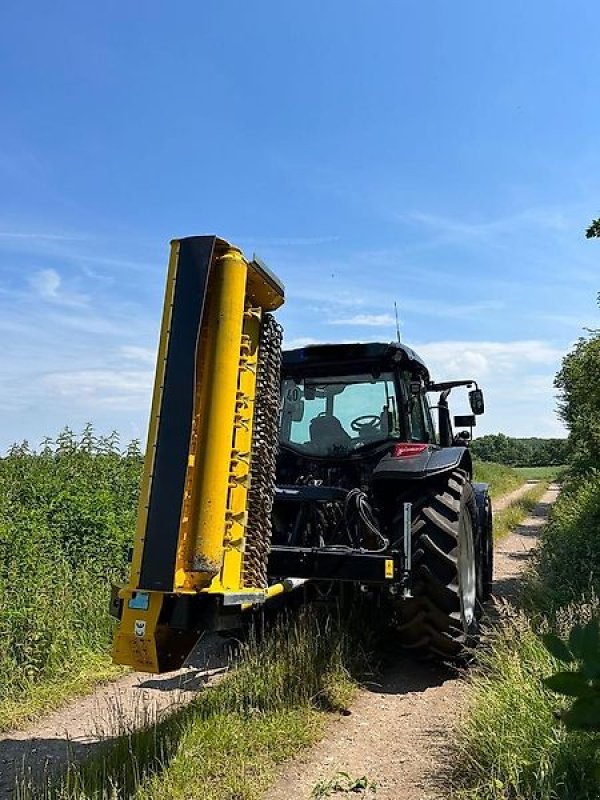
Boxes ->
[469,389,485,415]
[454,414,476,428]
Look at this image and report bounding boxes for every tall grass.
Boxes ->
[492,480,549,540]
[17,608,373,800]
[0,427,142,729]
[455,605,600,800]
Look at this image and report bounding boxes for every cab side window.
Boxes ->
[421,394,437,444]
[404,372,427,442]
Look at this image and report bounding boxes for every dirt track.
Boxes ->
[264,484,560,800]
[0,481,557,798]
[0,635,232,795]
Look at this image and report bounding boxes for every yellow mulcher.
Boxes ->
[112,236,288,673]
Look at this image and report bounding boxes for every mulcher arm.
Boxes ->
[112,237,285,673]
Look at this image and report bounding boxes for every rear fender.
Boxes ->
[373,445,472,481]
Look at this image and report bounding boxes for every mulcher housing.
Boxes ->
[112,236,493,672]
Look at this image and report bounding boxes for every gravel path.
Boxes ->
[264,484,560,800]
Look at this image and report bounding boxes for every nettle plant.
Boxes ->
[543,619,600,731]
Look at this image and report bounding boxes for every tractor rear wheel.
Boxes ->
[393,469,481,660]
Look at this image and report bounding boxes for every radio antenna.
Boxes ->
[394,302,401,342]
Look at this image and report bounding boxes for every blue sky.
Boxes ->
[0,1,598,451]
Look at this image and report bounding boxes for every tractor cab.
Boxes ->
[278,342,436,462]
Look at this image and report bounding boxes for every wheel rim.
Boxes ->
[458,511,476,627]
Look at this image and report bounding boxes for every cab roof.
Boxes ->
[282,341,430,381]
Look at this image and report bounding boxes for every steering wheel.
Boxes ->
[350,414,380,433]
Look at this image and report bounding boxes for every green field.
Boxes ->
[473,460,524,498]
[515,465,567,480]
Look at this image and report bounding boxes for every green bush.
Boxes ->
[554,306,600,475]
[0,426,142,727]
[543,618,600,732]
[526,472,600,615]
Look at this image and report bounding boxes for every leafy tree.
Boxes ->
[470,434,568,466]
[585,218,600,239]
[554,303,600,474]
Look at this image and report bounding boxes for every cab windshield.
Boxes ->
[279,372,401,456]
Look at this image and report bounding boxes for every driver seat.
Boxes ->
[309,413,352,450]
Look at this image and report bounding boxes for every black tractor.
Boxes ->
[268,341,493,660]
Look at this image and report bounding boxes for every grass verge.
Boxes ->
[18,608,373,800]
[0,655,122,734]
[492,480,549,541]
[454,603,600,800]
[456,472,600,799]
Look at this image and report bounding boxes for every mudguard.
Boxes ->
[472,481,493,598]
[373,445,472,481]
[472,482,491,523]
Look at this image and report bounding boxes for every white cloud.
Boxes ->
[411,339,566,437]
[43,369,153,410]
[0,230,85,242]
[326,300,504,326]
[402,207,573,244]
[29,268,61,299]
[120,345,156,364]
[49,311,127,336]
[414,340,563,381]
[28,268,89,307]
